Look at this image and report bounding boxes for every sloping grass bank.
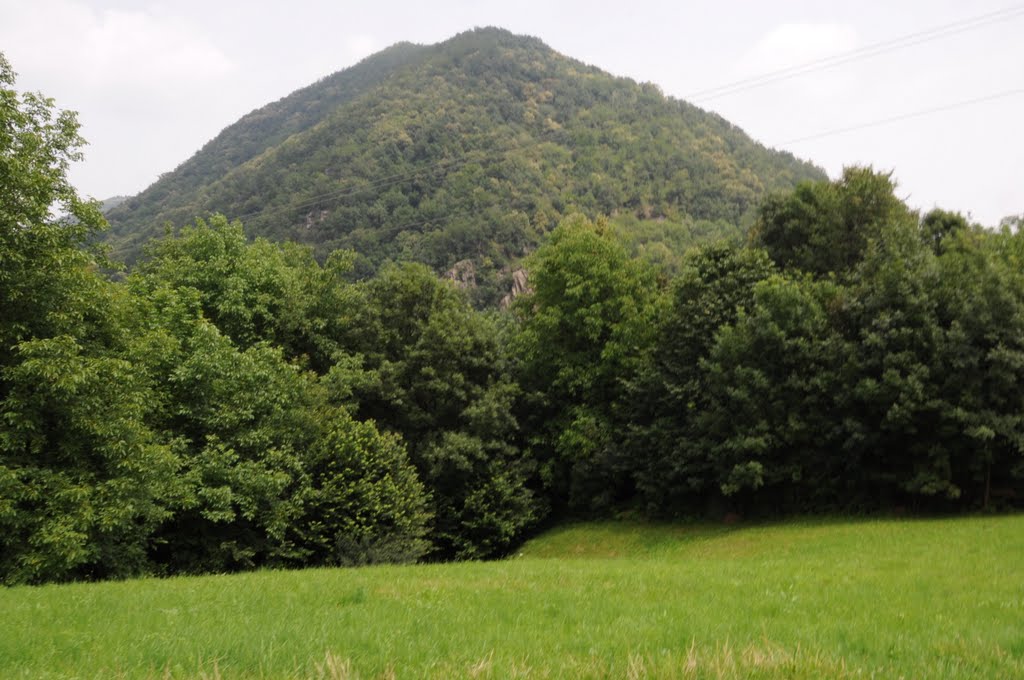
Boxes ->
[2,516,1022,678]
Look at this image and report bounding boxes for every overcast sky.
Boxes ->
[2,0,1022,225]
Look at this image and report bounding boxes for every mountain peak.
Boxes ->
[107,28,824,302]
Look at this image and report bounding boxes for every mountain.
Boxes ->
[99,195,130,213]
[106,27,825,302]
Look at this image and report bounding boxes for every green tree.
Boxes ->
[0,53,107,361]
[697,274,848,510]
[751,166,917,278]
[0,332,180,583]
[624,243,776,514]
[932,225,1024,507]
[515,214,660,512]
[128,257,434,573]
[136,214,354,372]
[330,262,537,559]
[297,411,432,566]
[843,224,948,505]
[0,54,178,584]
[132,219,438,572]
[137,316,321,573]
[919,208,969,255]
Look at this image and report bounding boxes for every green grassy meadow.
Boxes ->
[2,516,1022,678]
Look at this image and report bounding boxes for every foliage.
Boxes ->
[0,334,179,584]
[515,215,660,511]
[624,243,777,513]
[135,310,322,573]
[331,262,538,559]
[0,52,108,360]
[0,49,434,582]
[134,214,353,372]
[129,227,439,570]
[5,37,1024,586]
[751,166,917,277]
[698,274,849,506]
[609,213,746,275]
[929,224,1024,506]
[0,53,179,584]
[624,169,1024,515]
[920,208,969,255]
[300,411,432,566]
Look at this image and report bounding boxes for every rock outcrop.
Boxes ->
[443,259,477,289]
[500,268,530,309]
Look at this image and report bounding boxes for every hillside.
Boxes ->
[106,28,824,298]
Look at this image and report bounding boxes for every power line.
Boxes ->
[687,4,1024,103]
[780,88,1024,145]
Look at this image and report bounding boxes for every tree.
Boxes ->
[931,225,1024,507]
[919,208,969,255]
[136,214,354,373]
[0,53,108,362]
[136,314,322,573]
[330,262,537,559]
[624,243,776,514]
[842,223,949,505]
[295,411,432,566]
[128,258,434,573]
[751,166,917,278]
[0,57,434,582]
[514,214,660,511]
[697,274,848,510]
[0,53,178,584]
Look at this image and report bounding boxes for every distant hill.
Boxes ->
[106,27,825,302]
[98,195,130,214]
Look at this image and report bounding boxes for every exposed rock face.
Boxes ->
[303,209,329,229]
[500,268,530,309]
[443,259,477,289]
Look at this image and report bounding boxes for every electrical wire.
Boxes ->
[780,88,1024,145]
[687,4,1024,103]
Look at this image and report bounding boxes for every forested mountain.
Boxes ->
[98,195,129,213]
[106,28,823,300]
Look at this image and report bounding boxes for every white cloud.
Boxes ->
[721,22,862,109]
[737,23,859,76]
[346,34,379,61]
[0,0,234,91]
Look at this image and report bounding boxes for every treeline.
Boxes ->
[4,56,1024,586]
[539,170,1024,518]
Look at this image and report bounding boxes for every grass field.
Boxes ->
[1,515,1022,678]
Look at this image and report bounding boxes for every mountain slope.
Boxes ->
[107,27,825,299]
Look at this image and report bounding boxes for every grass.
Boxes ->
[1,515,1023,678]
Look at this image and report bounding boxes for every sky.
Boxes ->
[2,0,1022,226]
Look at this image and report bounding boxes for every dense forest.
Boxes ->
[3,43,1024,587]
[104,28,823,305]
